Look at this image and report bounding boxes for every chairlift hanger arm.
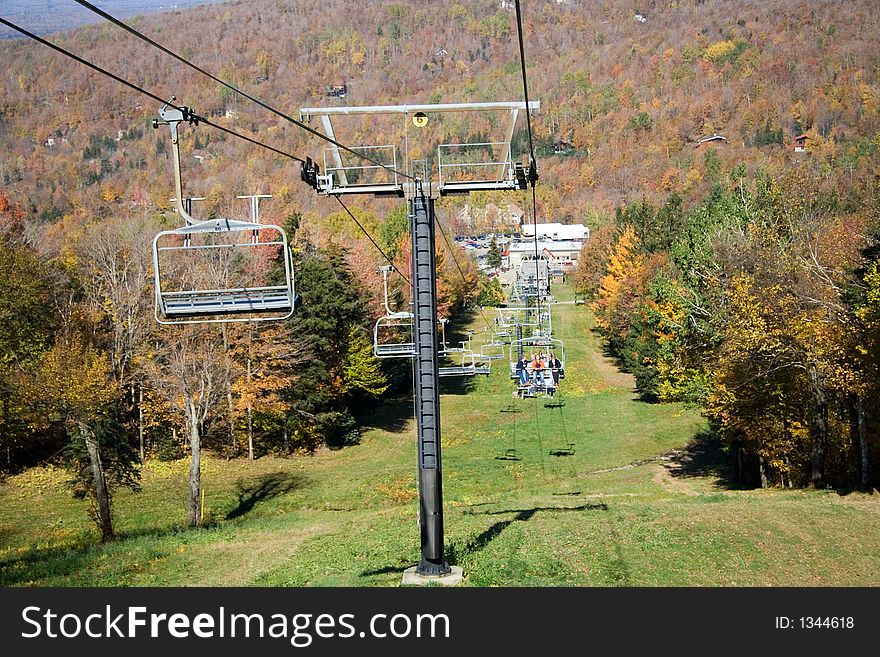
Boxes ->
[153,98,203,226]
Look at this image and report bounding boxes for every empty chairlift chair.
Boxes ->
[151,101,296,325]
[438,351,491,377]
[373,312,416,358]
[153,219,296,324]
[479,334,508,361]
[373,265,416,358]
[436,321,489,376]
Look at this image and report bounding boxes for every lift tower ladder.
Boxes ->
[409,185,446,574]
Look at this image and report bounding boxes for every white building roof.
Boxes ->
[520,223,590,241]
[507,239,582,253]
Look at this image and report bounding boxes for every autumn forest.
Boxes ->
[0,0,879,562]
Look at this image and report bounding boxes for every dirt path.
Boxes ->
[591,349,636,390]
[188,522,336,586]
[650,463,699,496]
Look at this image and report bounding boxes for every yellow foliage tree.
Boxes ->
[34,338,133,541]
[703,40,737,62]
[593,226,642,331]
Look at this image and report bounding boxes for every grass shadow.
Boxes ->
[549,444,576,456]
[0,540,101,586]
[358,398,414,434]
[360,565,405,577]
[0,519,224,586]
[835,487,876,497]
[447,503,609,565]
[438,371,478,395]
[225,472,305,520]
[358,503,609,579]
[666,429,743,490]
[597,503,632,585]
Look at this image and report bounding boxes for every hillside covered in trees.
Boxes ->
[2,0,878,224]
[0,0,879,540]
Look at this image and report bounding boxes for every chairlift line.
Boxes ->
[509,0,548,340]
[334,197,411,286]
[14,0,565,582]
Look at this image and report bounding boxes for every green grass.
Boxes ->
[2,295,879,586]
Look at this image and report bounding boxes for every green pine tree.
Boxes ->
[283,243,394,448]
[342,326,389,398]
[487,236,502,270]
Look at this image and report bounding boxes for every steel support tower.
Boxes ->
[408,185,449,574]
[299,101,538,581]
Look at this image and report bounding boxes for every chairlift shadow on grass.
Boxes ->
[357,502,610,578]
[445,503,608,565]
[548,443,575,457]
[495,448,521,461]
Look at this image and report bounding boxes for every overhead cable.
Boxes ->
[72,0,417,182]
[512,0,546,332]
[0,16,306,164]
[0,16,416,301]
[431,206,494,334]
[333,196,411,287]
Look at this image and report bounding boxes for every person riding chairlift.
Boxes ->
[549,352,562,387]
[515,354,528,386]
[531,352,545,392]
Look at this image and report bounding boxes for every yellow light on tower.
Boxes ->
[412,112,428,128]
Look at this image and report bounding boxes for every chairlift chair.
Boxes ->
[479,335,508,360]
[373,265,415,358]
[508,336,565,398]
[152,101,296,325]
[438,318,468,356]
[496,306,540,330]
[370,276,485,363]
[153,219,296,324]
[373,311,416,358]
[438,350,490,377]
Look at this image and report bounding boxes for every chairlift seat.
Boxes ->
[162,287,293,317]
[375,342,416,358]
[438,364,491,377]
[480,339,507,361]
[439,366,472,377]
